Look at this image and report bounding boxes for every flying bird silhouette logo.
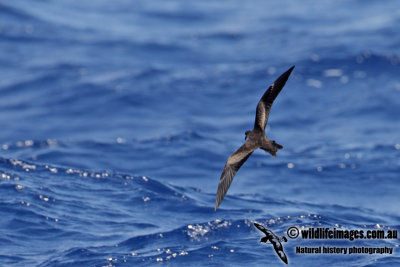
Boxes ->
[215,66,295,210]
[254,222,288,264]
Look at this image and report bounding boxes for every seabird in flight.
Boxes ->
[215,66,295,210]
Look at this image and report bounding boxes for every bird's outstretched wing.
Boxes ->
[215,143,256,210]
[254,222,269,235]
[254,66,295,131]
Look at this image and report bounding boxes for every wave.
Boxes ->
[0,3,41,22]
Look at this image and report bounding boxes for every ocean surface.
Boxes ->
[0,1,399,266]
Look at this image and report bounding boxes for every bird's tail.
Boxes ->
[272,140,283,150]
[261,141,283,157]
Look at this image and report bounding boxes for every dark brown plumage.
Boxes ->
[215,66,295,211]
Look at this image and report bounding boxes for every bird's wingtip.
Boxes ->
[275,66,295,82]
[214,201,219,211]
[287,65,295,73]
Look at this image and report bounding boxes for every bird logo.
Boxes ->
[254,222,289,264]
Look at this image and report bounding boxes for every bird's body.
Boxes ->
[215,66,295,210]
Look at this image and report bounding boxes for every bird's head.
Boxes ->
[245,130,250,140]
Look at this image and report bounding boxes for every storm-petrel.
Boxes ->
[254,222,288,264]
[215,66,295,210]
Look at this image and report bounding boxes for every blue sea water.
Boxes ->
[0,0,399,266]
